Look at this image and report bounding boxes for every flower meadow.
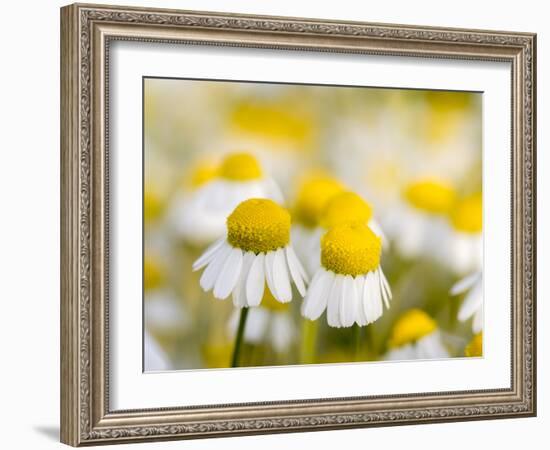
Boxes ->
[143,78,483,370]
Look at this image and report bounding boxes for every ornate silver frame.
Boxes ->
[60,3,536,446]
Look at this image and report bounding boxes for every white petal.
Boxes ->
[213,248,243,300]
[340,275,358,327]
[371,270,383,320]
[199,243,232,291]
[272,248,292,302]
[287,245,309,283]
[301,269,333,320]
[472,305,484,333]
[361,272,374,323]
[327,275,344,327]
[379,267,392,308]
[246,253,265,307]
[458,279,483,322]
[368,218,387,245]
[354,276,368,326]
[192,237,226,271]
[285,246,307,295]
[233,251,255,307]
[264,251,278,300]
[450,272,481,296]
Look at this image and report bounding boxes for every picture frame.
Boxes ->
[60,2,536,446]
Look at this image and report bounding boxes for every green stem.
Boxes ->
[230,307,249,367]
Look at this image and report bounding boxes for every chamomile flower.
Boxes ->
[193,198,307,307]
[301,223,391,328]
[450,271,483,333]
[386,178,457,260]
[448,192,483,274]
[291,175,345,276]
[227,289,296,353]
[464,332,483,357]
[385,309,449,361]
[175,152,284,246]
[301,191,386,276]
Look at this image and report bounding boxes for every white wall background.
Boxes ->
[0,1,546,449]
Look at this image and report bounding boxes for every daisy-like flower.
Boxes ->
[386,178,457,260]
[447,192,482,274]
[175,152,284,245]
[450,271,483,333]
[227,289,296,353]
[193,198,307,306]
[301,223,391,327]
[464,332,483,357]
[385,309,449,361]
[301,191,386,276]
[291,175,345,276]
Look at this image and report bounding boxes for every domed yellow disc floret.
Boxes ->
[219,152,262,181]
[320,191,373,229]
[388,309,437,348]
[404,179,456,215]
[450,193,482,233]
[293,176,344,228]
[227,199,290,253]
[321,223,381,276]
[465,332,483,357]
[189,161,219,188]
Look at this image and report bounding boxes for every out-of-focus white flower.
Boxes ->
[386,178,457,261]
[193,199,307,307]
[385,309,449,361]
[447,193,483,274]
[301,223,391,328]
[451,272,483,333]
[144,331,171,371]
[145,289,188,332]
[172,152,283,246]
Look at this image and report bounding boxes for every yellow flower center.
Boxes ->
[227,199,290,253]
[388,309,437,348]
[404,179,457,215]
[219,152,262,181]
[293,176,344,228]
[144,256,164,291]
[321,223,381,276]
[262,287,290,312]
[450,193,482,233]
[189,161,219,188]
[320,191,373,229]
[465,332,483,357]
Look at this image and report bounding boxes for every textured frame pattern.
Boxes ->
[60,3,536,446]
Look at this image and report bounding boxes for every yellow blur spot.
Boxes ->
[219,152,263,181]
[388,309,437,348]
[293,175,345,228]
[262,287,290,312]
[404,179,457,215]
[144,190,163,223]
[450,193,482,233]
[144,256,164,291]
[465,332,483,357]
[320,191,373,229]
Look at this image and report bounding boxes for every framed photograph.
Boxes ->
[60,3,536,446]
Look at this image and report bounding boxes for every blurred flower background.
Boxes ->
[143,77,483,371]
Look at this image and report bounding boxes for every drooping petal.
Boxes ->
[199,243,232,291]
[379,267,392,308]
[354,275,368,326]
[451,272,481,296]
[192,237,226,271]
[371,270,383,321]
[327,275,344,328]
[264,251,278,300]
[272,248,292,303]
[233,251,255,307]
[246,253,265,307]
[340,275,358,327]
[213,247,243,300]
[458,279,483,322]
[301,269,333,320]
[285,246,307,295]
